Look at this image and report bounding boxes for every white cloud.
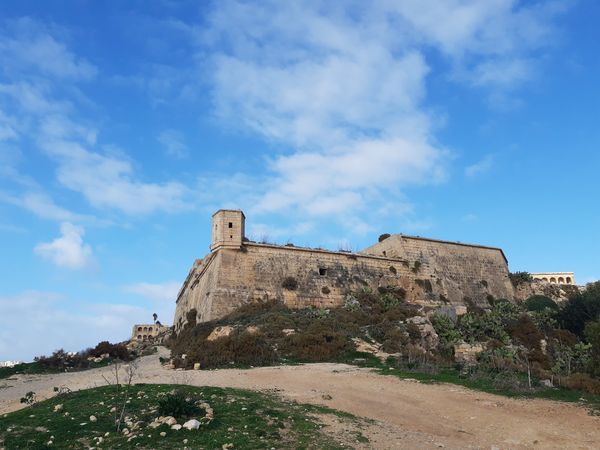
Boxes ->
[0,23,191,219]
[124,281,181,302]
[0,17,97,80]
[34,222,93,269]
[0,191,89,222]
[46,141,190,215]
[0,291,169,361]
[33,113,191,216]
[203,0,563,220]
[465,154,494,177]
[158,129,189,158]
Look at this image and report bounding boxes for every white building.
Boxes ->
[531,272,576,285]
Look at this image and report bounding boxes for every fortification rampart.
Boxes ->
[173,210,515,331]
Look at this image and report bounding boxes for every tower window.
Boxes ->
[228,222,233,228]
[230,235,233,239]
[319,268,327,276]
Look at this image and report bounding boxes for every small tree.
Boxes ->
[153,312,158,323]
[584,319,600,377]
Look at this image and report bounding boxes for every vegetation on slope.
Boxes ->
[0,384,365,449]
[169,282,600,400]
[0,342,133,380]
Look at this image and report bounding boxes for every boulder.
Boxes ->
[182,419,201,430]
[163,416,177,426]
[454,341,484,364]
[171,424,182,431]
[407,316,439,350]
[207,326,234,341]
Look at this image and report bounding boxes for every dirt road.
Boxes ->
[1,348,598,449]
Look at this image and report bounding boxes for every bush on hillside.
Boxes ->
[182,331,277,370]
[584,319,600,377]
[558,282,600,336]
[158,390,204,419]
[509,271,533,287]
[525,295,558,312]
[90,341,131,360]
[280,320,351,362]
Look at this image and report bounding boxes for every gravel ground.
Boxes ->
[1,348,598,449]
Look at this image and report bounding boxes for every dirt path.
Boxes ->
[1,348,598,449]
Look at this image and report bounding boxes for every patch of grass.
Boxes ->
[0,384,359,449]
[367,363,600,414]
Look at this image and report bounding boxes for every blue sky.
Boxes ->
[1,0,599,361]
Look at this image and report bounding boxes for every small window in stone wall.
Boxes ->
[228,222,233,228]
[319,267,327,276]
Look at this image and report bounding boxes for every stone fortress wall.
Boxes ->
[173,210,517,331]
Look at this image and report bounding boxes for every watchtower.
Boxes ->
[211,209,245,251]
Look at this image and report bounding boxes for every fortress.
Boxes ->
[173,210,523,331]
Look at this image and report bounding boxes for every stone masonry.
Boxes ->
[173,210,516,331]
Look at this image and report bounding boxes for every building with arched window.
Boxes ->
[531,272,576,285]
[130,324,169,342]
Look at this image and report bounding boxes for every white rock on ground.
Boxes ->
[182,419,201,430]
[171,424,182,430]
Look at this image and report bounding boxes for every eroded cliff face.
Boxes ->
[174,236,515,331]
[513,280,580,303]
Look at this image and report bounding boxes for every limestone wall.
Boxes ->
[174,238,515,331]
[361,235,513,306]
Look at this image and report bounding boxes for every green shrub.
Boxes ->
[584,319,600,377]
[559,283,600,336]
[431,314,461,355]
[378,233,391,242]
[525,295,558,312]
[158,390,204,419]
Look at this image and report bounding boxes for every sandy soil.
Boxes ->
[1,348,598,449]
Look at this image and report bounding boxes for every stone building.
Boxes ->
[173,210,515,331]
[131,324,167,342]
[531,272,576,285]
